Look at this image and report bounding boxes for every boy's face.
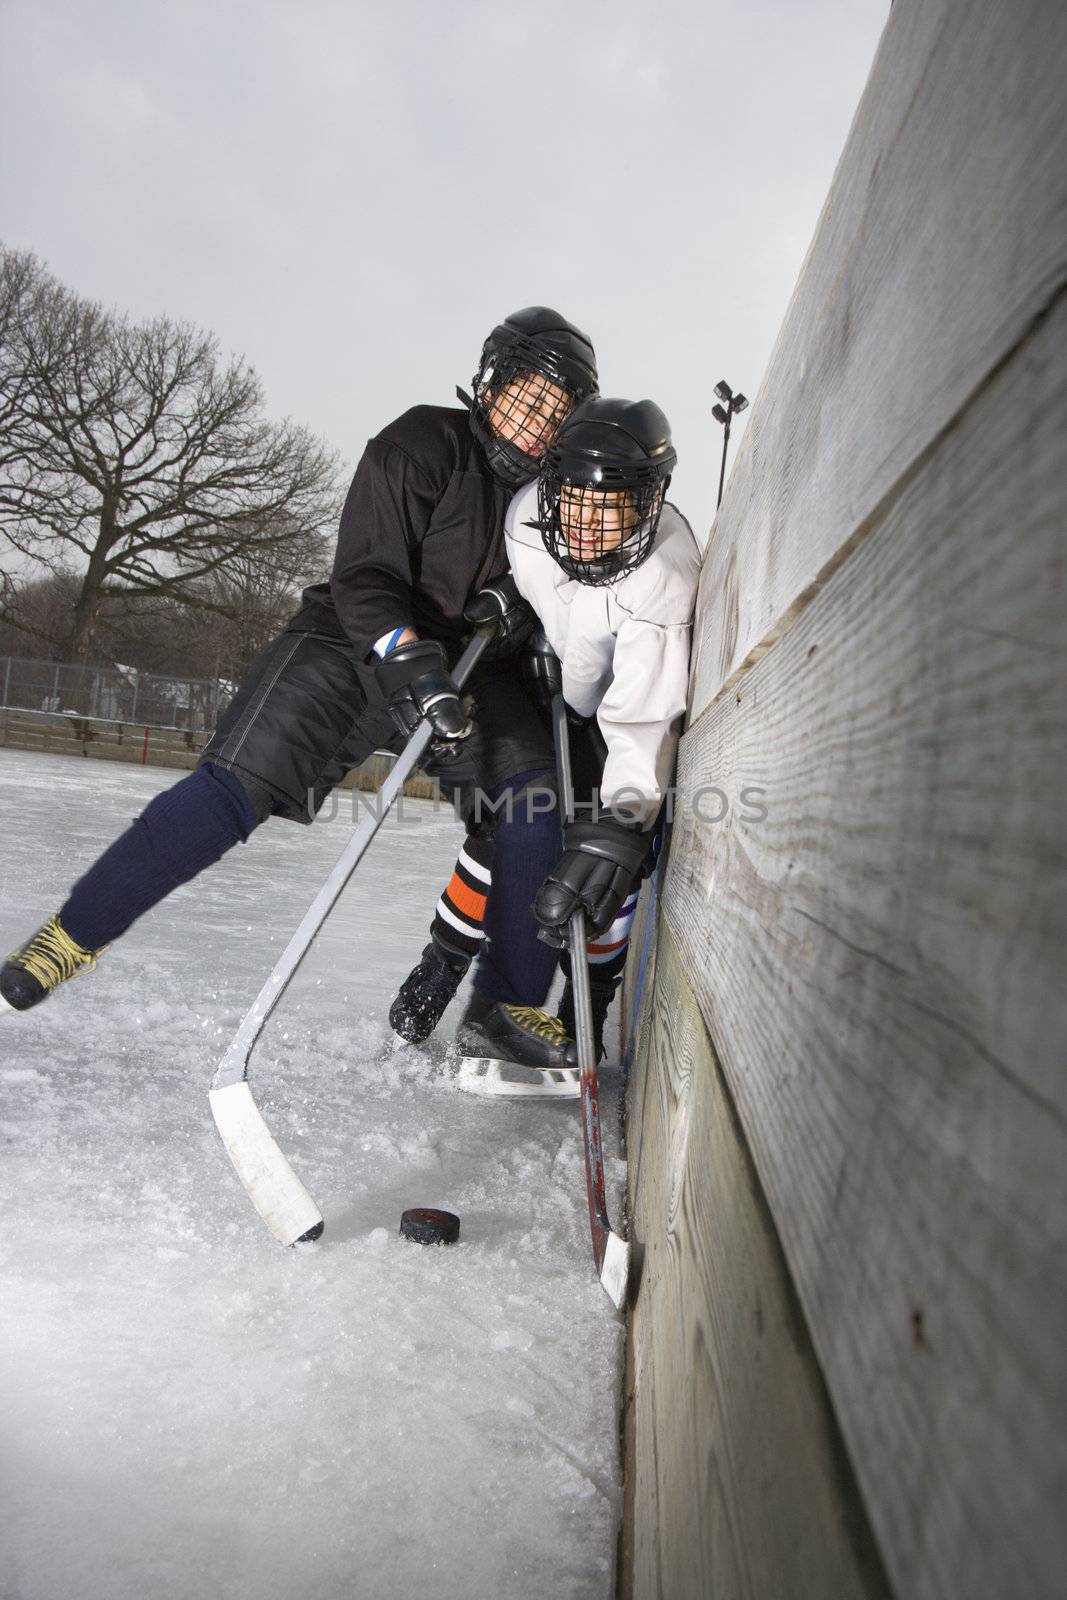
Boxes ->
[558,483,639,561]
[487,373,573,461]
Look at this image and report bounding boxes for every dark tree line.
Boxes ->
[0,548,325,685]
[0,246,342,671]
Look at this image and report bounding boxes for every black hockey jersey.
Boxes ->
[290,405,513,657]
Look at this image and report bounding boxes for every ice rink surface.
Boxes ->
[0,752,626,1600]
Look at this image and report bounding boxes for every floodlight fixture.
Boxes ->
[712,376,749,508]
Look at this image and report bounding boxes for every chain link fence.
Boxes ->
[0,654,438,796]
[0,655,224,732]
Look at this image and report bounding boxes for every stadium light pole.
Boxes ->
[712,379,749,509]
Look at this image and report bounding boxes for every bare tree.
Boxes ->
[0,568,84,660]
[0,523,332,683]
[104,517,332,681]
[186,519,332,679]
[0,245,342,660]
[0,250,43,475]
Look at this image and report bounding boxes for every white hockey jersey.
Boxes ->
[504,480,700,824]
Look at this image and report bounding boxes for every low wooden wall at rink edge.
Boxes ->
[0,710,438,800]
[618,3,1067,1598]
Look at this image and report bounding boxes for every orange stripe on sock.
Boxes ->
[446,872,487,922]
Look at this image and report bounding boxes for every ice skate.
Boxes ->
[389,940,469,1044]
[0,915,103,1014]
[455,991,580,1099]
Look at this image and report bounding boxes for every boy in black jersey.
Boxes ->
[1,309,597,1020]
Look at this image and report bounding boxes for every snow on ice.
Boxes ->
[0,751,626,1600]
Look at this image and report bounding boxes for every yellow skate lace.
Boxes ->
[13,916,100,993]
[502,1005,568,1043]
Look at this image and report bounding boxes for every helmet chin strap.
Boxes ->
[455,385,474,408]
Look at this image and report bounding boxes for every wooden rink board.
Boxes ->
[660,295,1067,1600]
[622,916,891,1600]
[0,711,438,797]
[688,0,1067,720]
[0,710,203,769]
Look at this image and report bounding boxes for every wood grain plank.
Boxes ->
[625,920,891,1600]
[664,296,1067,1600]
[690,0,1067,717]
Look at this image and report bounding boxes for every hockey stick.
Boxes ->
[209,626,496,1246]
[551,693,631,1310]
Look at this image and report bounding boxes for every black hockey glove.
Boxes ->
[533,816,652,945]
[463,574,538,655]
[374,639,472,761]
[520,631,590,726]
[520,628,562,709]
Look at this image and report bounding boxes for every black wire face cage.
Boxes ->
[471,341,595,487]
[536,468,668,585]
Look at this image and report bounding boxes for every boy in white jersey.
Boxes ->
[390,397,699,1067]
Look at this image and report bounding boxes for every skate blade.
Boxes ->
[456,1055,580,1099]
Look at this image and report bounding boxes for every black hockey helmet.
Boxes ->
[536,397,676,584]
[467,307,599,488]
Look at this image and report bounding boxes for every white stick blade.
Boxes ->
[209,1082,323,1246]
[600,1231,630,1311]
[456,1056,580,1099]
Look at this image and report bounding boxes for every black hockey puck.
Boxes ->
[399,1207,460,1246]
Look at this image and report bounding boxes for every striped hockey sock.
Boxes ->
[558,887,640,1053]
[584,887,640,984]
[557,890,639,1060]
[431,830,494,962]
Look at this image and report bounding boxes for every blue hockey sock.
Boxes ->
[472,768,562,1006]
[60,763,259,950]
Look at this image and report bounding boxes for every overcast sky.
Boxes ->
[1,0,887,540]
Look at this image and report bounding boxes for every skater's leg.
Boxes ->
[470,768,561,1007]
[388,820,496,1043]
[464,886,637,1071]
[60,763,261,950]
[556,889,639,1060]
[391,654,558,1041]
[3,629,376,1015]
[467,730,646,1064]
[389,766,559,1042]
[389,765,558,1042]
[429,820,495,966]
[76,625,380,945]
[1,764,262,1014]
[554,802,663,1055]
[447,753,570,1062]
